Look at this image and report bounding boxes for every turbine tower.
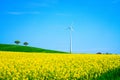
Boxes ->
[68,23,73,54]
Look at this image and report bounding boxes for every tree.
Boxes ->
[23,42,28,46]
[14,40,20,45]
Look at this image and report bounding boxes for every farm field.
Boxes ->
[0,51,120,80]
[0,44,66,53]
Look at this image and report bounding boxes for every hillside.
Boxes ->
[0,44,67,53]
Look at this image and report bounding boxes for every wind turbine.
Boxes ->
[68,23,74,54]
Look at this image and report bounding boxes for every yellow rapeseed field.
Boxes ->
[0,51,120,80]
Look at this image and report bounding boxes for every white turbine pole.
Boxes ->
[70,27,72,54]
[68,24,73,54]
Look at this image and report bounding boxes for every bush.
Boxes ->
[96,52,102,54]
[105,53,112,55]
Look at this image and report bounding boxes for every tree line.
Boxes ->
[96,52,112,55]
[14,40,29,46]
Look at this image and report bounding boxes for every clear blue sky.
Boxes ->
[0,0,120,53]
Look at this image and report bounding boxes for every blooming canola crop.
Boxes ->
[0,51,120,80]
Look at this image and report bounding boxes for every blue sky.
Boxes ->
[0,0,120,53]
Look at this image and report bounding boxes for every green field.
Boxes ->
[0,44,66,53]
